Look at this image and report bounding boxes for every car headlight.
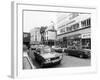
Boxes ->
[45,58,51,62]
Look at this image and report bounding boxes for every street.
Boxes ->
[23,11,91,70]
[23,51,91,69]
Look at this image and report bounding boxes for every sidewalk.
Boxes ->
[23,51,36,69]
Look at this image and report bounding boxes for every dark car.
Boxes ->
[34,46,63,67]
[64,47,91,58]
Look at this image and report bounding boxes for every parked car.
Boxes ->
[64,47,91,58]
[30,45,39,50]
[34,46,63,67]
[52,46,63,53]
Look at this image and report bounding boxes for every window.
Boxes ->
[35,35,37,41]
[81,18,91,28]
[66,23,79,32]
[87,18,91,27]
[60,28,65,33]
[82,39,91,49]
[81,20,87,27]
[24,34,28,38]
[72,23,79,30]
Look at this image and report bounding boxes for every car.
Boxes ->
[52,46,63,53]
[82,49,91,58]
[64,47,91,58]
[30,45,39,50]
[34,46,63,67]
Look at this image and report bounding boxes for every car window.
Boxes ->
[36,48,41,52]
[42,47,55,53]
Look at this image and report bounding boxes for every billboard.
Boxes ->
[48,31,56,40]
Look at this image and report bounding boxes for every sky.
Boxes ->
[24,11,58,32]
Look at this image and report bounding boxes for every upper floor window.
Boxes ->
[81,18,91,28]
[60,28,65,33]
[66,23,79,32]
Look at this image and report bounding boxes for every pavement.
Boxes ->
[23,57,32,69]
[23,51,36,69]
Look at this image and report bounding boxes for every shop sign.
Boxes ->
[82,33,90,38]
[67,34,81,39]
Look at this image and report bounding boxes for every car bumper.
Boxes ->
[42,59,61,67]
[43,61,61,67]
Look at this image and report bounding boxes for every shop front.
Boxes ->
[66,33,91,49]
[81,33,91,49]
[67,34,82,49]
[56,38,63,47]
[45,40,55,47]
[57,27,91,49]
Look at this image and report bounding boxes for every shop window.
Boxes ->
[67,38,81,49]
[82,38,91,49]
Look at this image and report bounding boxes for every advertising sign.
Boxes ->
[82,33,91,38]
[48,31,56,40]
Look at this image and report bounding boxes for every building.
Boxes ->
[40,26,47,44]
[30,27,41,45]
[45,22,57,46]
[23,32,30,48]
[57,13,91,49]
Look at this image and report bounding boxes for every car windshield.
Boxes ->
[42,47,55,53]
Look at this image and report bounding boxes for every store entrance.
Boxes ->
[67,38,81,49]
[82,38,91,49]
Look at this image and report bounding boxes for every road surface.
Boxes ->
[23,51,91,69]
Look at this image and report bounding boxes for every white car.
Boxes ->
[34,46,63,67]
[52,46,64,53]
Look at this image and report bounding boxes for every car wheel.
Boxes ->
[58,60,61,64]
[40,63,44,68]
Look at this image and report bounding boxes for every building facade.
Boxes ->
[45,22,57,46]
[30,27,41,45]
[23,32,30,48]
[57,13,91,49]
[40,26,47,44]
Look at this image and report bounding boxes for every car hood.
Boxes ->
[83,49,91,51]
[40,52,62,59]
